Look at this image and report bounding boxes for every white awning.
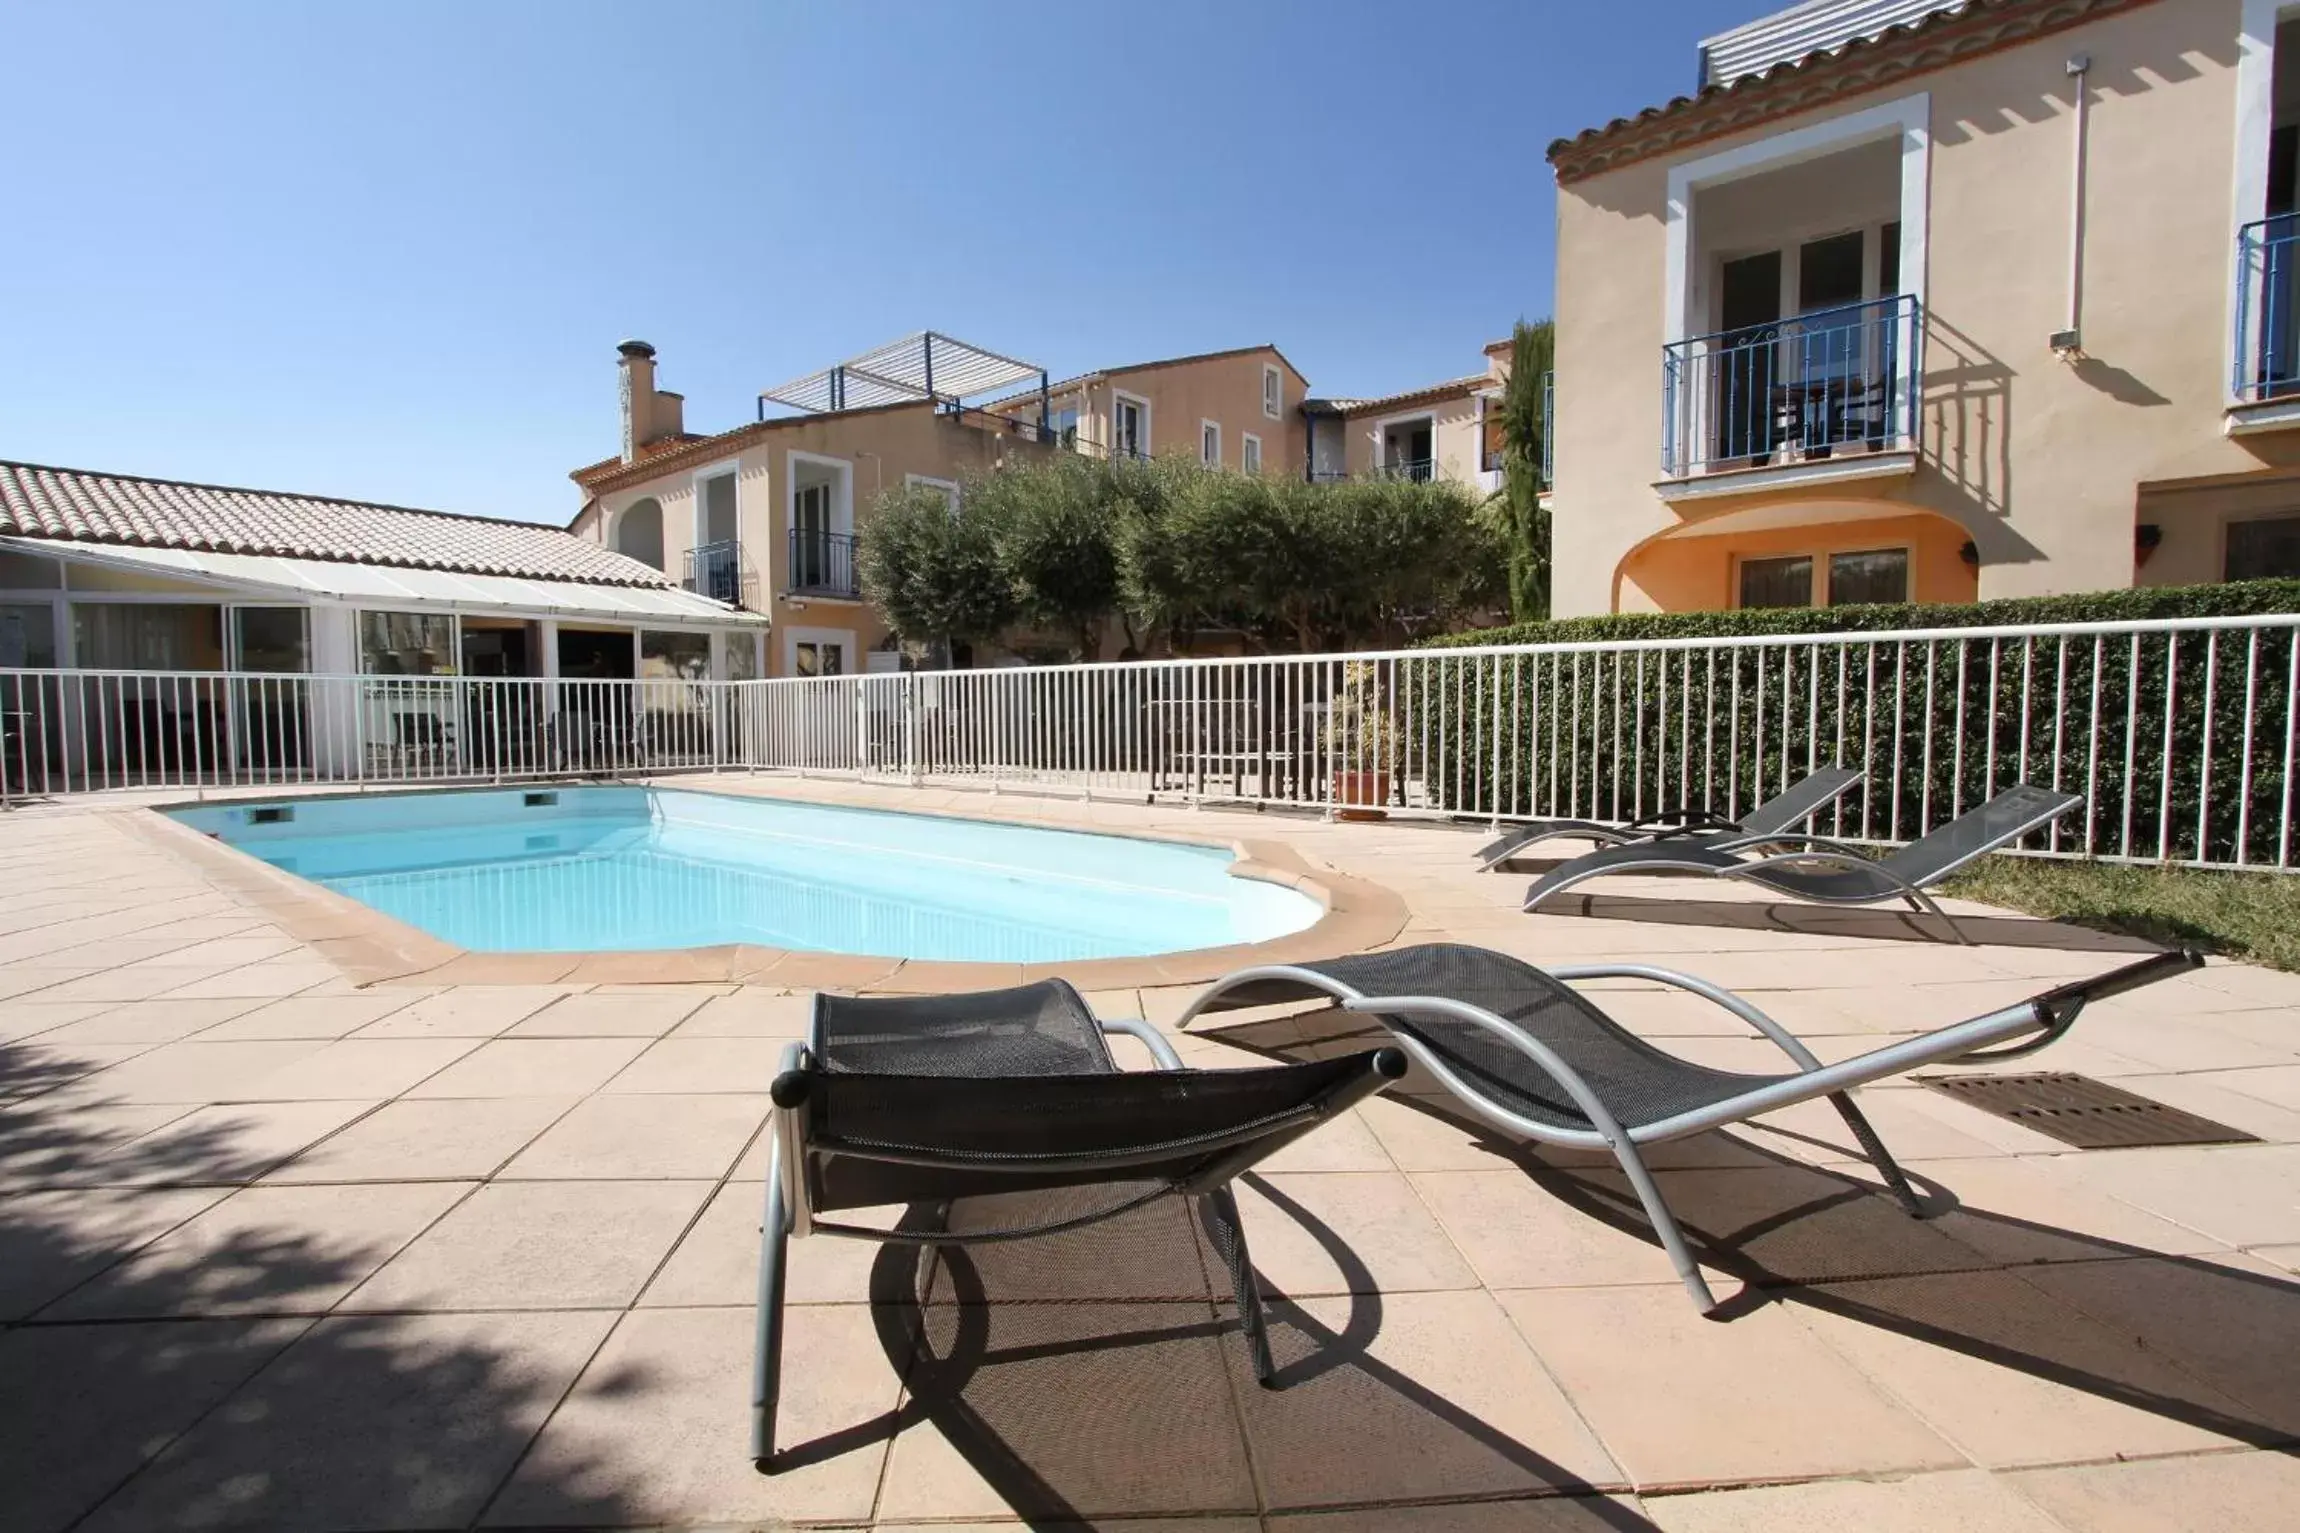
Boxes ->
[4,537,769,627]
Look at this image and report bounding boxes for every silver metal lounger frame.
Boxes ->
[1177,963,2055,1314]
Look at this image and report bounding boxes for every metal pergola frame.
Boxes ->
[757,331,1051,435]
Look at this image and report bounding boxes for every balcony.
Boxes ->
[2231,214,2300,432]
[789,527,861,600]
[1660,294,1921,494]
[1372,459,1435,483]
[681,539,752,609]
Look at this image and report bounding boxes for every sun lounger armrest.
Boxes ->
[1946,947,2206,1064]
[1336,994,1635,1149]
[1100,1016,1183,1070]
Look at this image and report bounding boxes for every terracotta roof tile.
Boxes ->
[0,461,670,588]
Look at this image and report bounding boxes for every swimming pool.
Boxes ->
[167,787,1322,961]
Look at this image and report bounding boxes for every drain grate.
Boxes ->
[1917,1071,2259,1149]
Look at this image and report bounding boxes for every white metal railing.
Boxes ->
[6,612,2297,872]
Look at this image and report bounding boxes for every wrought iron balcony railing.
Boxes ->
[789,528,861,599]
[2235,214,2300,403]
[1661,293,1921,478]
[682,539,750,608]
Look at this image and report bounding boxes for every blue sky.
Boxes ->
[0,0,1751,523]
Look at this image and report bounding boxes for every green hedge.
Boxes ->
[1399,581,2300,866]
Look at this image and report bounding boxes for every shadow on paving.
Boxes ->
[763,1187,1654,1528]
[1212,1011,2300,1455]
[0,1038,647,1533]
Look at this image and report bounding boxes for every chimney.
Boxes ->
[617,339,657,464]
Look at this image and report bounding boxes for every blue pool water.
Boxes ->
[168,787,1321,961]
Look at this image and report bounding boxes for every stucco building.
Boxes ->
[1546,0,2300,615]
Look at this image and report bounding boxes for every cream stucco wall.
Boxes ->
[576,403,1044,675]
[1095,350,1308,474]
[1552,0,2297,617]
[1338,392,1485,484]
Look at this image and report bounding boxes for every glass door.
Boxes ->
[226,606,311,774]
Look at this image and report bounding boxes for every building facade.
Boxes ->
[1547,0,2300,616]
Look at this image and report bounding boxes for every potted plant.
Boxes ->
[1327,660,1396,821]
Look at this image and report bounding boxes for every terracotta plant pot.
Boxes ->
[1331,770,1392,822]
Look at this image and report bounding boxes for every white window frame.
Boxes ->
[690,460,742,555]
[782,624,856,678]
[1200,419,1222,466]
[1730,543,1913,609]
[904,473,960,511]
[1241,432,1262,474]
[1664,93,1930,467]
[1111,389,1152,459]
[2232,1,2300,403]
[1262,363,1283,419]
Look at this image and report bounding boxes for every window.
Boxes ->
[0,603,57,667]
[359,610,457,674]
[1827,548,1909,605]
[1201,420,1221,466]
[1262,364,1283,419]
[639,629,711,682]
[75,604,223,670]
[1046,403,1080,447]
[1113,394,1149,459]
[1738,555,1813,609]
[230,607,310,672]
[2227,516,2300,581]
[724,629,759,681]
[1241,433,1262,474]
[1480,408,1507,473]
[697,472,738,550]
[905,474,960,512]
[1797,230,1865,314]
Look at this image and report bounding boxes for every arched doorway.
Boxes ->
[614,497,665,571]
[1614,498,1977,613]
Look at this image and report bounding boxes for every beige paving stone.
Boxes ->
[0,1185,227,1320]
[343,1179,714,1311]
[1412,1169,1740,1294]
[30,965,245,1004]
[0,1098,194,1188]
[1267,1505,1648,1532]
[1904,1154,2239,1262]
[157,959,344,999]
[1497,1285,1963,1490]
[265,1096,576,1183]
[669,986,813,1036]
[0,1318,312,1533]
[2068,1142,2300,1248]
[149,934,305,967]
[190,989,423,1040]
[48,1180,473,1318]
[640,1178,886,1307]
[1228,1171,1480,1296]
[352,985,568,1038]
[875,1300,1256,1523]
[96,1098,382,1185]
[499,1093,765,1180]
[1643,1467,2070,1532]
[1790,1269,2260,1466]
[507,990,709,1037]
[482,1305,893,1527]
[79,1309,618,1533]
[602,1035,791,1094]
[2006,1451,2300,1532]
[404,1036,655,1098]
[64,1039,334,1103]
[230,1036,481,1100]
[0,997,116,1041]
[1234,1289,1624,1509]
[22,996,270,1045]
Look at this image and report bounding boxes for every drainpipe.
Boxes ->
[2053,53,2092,357]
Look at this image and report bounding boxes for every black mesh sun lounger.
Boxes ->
[750,978,1405,1470]
[1179,942,2201,1312]
[1475,765,1863,872]
[1520,782,2084,943]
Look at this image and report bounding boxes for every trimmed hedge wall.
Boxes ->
[1401,581,2300,866]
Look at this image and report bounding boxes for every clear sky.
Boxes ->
[0,0,1752,524]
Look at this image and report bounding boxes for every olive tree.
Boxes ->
[855,481,1016,661]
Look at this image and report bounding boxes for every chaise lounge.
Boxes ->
[750,979,1406,1470]
[1180,941,2200,1312]
[1518,782,2084,943]
[1475,765,1864,872]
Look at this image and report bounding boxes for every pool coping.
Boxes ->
[122,780,1410,992]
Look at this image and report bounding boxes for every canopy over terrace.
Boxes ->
[757,330,1053,434]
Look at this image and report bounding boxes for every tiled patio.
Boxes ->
[2,776,2297,1532]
